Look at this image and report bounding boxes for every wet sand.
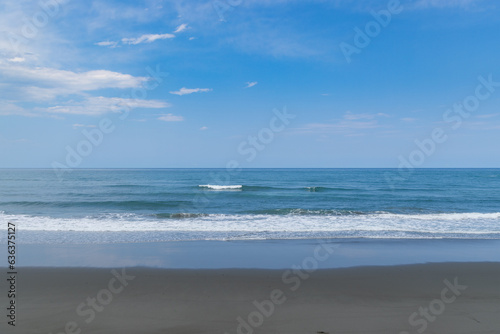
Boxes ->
[1,262,499,333]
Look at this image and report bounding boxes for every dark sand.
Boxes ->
[1,262,499,334]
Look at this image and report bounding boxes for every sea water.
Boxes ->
[1,168,500,244]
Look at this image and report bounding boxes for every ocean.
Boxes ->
[1,168,500,244]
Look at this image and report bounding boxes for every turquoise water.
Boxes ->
[1,169,500,243]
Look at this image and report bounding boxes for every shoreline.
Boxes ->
[1,262,499,333]
[7,238,500,269]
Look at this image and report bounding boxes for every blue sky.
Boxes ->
[1,0,500,168]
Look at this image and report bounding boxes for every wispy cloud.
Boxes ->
[174,23,188,33]
[122,33,175,45]
[200,126,208,130]
[158,113,184,122]
[343,111,389,120]
[245,81,258,88]
[96,33,175,48]
[476,113,499,119]
[0,102,38,117]
[95,41,118,48]
[169,87,212,96]
[0,63,149,105]
[294,111,389,136]
[7,57,25,63]
[41,97,170,116]
[0,57,167,118]
[1,65,146,97]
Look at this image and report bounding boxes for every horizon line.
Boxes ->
[1,167,500,170]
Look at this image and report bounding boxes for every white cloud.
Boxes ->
[174,23,188,33]
[200,126,208,130]
[7,57,25,63]
[73,124,97,129]
[41,97,170,116]
[245,81,258,88]
[3,65,146,91]
[0,61,165,117]
[95,41,118,48]
[401,117,417,122]
[122,33,175,45]
[98,33,175,48]
[189,37,196,41]
[0,64,148,101]
[0,102,38,117]
[158,113,184,122]
[169,87,212,96]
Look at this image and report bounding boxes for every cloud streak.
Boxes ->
[122,33,175,45]
[0,102,38,117]
[294,111,389,135]
[1,65,146,93]
[97,33,176,48]
[245,81,258,88]
[174,23,188,33]
[40,97,170,116]
[7,57,25,63]
[158,113,184,122]
[169,87,212,96]
[95,41,118,48]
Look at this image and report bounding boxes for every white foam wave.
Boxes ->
[1,211,499,236]
[199,185,243,190]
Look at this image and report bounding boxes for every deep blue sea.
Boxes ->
[1,169,500,244]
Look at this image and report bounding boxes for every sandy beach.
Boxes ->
[2,262,499,334]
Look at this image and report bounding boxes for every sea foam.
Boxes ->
[199,185,243,190]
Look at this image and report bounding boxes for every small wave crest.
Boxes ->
[154,213,209,219]
[305,186,330,192]
[244,208,366,216]
[196,185,358,192]
[199,185,243,190]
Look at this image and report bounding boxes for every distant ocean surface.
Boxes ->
[1,169,500,244]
